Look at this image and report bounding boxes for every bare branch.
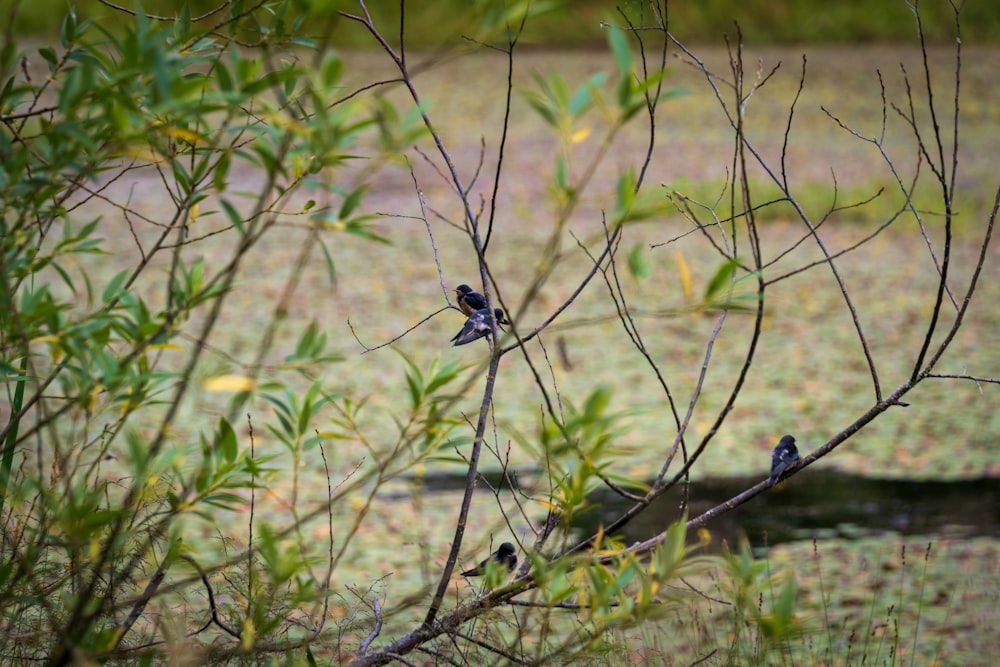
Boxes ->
[348,308,453,354]
[926,373,1000,385]
[358,599,383,656]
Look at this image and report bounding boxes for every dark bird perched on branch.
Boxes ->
[452,308,510,346]
[769,434,800,486]
[461,542,517,577]
[455,283,487,315]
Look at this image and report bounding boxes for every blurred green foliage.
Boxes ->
[9,0,999,45]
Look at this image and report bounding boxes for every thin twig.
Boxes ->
[348,308,452,354]
[925,373,1000,385]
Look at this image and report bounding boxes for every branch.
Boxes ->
[915,184,998,378]
[112,549,174,649]
[925,373,1000,385]
[348,308,453,354]
[358,599,383,656]
[181,554,242,638]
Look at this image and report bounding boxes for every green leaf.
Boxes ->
[244,69,290,95]
[296,391,315,436]
[220,198,244,234]
[102,269,129,304]
[172,160,192,195]
[52,262,77,296]
[657,514,688,573]
[568,79,594,117]
[616,71,635,110]
[176,4,191,38]
[627,242,652,280]
[320,51,343,88]
[214,60,234,93]
[263,392,297,438]
[338,185,367,220]
[583,385,612,419]
[774,573,797,623]
[60,8,78,48]
[704,259,738,300]
[522,89,558,127]
[39,47,58,71]
[218,417,238,463]
[213,149,231,192]
[0,560,14,589]
[621,97,645,122]
[616,561,638,589]
[614,168,636,220]
[550,70,570,107]
[607,24,633,77]
[405,368,422,409]
[318,238,337,285]
[204,492,248,510]
[555,152,569,192]
[424,359,462,394]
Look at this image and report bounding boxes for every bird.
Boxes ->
[451,308,510,346]
[769,434,800,486]
[454,283,488,316]
[461,542,517,577]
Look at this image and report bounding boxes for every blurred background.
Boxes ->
[10,0,1000,45]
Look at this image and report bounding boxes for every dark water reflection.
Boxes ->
[415,471,1000,551]
[576,472,1000,551]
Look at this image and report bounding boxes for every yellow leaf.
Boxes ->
[122,144,164,163]
[535,499,560,513]
[264,112,308,135]
[31,334,63,363]
[105,627,125,650]
[203,374,256,392]
[89,537,102,562]
[162,125,201,144]
[189,203,199,225]
[675,249,693,302]
[241,617,255,651]
[570,127,591,144]
[149,343,183,351]
[86,384,104,411]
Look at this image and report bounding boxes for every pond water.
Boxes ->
[575,471,1000,552]
[411,470,999,552]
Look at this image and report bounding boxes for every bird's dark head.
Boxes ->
[779,434,796,447]
[455,284,473,295]
[493,309,510,325]
[497,542,516,557]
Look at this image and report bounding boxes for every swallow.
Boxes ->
[461,542,517,577]
[451,308,510,346]
[768,434,800,486]
[455,283,488,316]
